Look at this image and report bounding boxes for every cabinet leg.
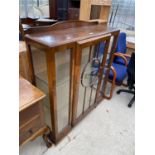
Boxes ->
[43,126,53,148]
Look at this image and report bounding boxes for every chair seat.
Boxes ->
[92,63,127,84]
[109,63,127,84]
[114,57,130,65]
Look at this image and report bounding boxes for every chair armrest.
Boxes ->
[110,66,117,79]
[113,53,128,66]
[103,65,117,99]
[104,65,117,79]
[116,52,131,58]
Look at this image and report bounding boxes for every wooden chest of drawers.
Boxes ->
[19,76,52,147]
[19,103,45,145]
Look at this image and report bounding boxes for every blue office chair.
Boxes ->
[94,32,131,99]
[108,32,131,85]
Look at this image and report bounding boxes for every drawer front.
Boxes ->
[20,103,40,125]
[19,115,43,145]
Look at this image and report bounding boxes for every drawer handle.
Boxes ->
[28,129,33,134]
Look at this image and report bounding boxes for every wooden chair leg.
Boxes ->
[103,78,115,99]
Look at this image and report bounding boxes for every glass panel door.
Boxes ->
[77,43,106,117]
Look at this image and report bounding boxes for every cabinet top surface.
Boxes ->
[19,76,45,111]
[25,21,117,48]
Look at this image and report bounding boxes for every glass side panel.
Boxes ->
[31,47,52,128]
[55,50,71,132]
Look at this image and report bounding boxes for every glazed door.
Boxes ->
[72,34,111,125]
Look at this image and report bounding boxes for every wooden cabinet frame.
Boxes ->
[24,21,119,143]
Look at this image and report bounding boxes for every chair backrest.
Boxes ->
[114,32,127,65]
[115,32,127,54]
[98,41,105,57]
[98,32,126,55]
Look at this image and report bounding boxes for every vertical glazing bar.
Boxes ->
[89,45,93,107]
[72,44,82,125]
[82,87,87,114]
[95,36,110,103]
[46,49,58,142]
[69,47,75,125]
[89,88,93,107]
